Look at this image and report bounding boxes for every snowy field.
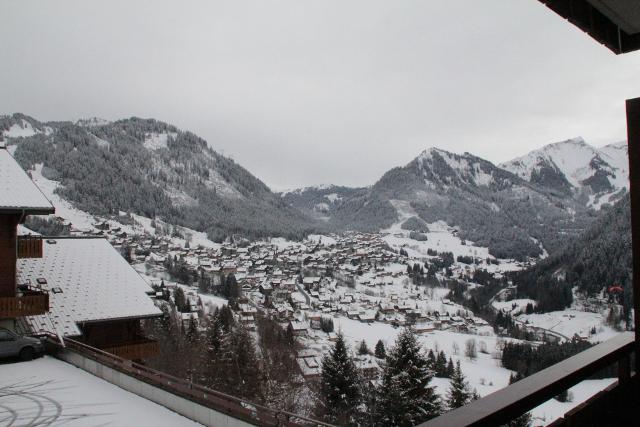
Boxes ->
[381,200,523,273]
[314,316,617,425]
[492,299,536,315]
[530,379,616,426]
[0,357,202,427]
[333,317,511,397]
[306,234,338,246]
[517,309,619,343]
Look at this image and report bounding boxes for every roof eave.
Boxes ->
[77,312,164,326]
[538,0,640,54]
[0,207,56,216]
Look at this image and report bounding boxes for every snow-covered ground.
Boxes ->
[530,379,617,426]
[0,357,202,426]
[306,234,338,246]
[332,317,511,397]
[269,237,306,251]
[329,316,617,425]
[382,200,489,260]
[517,309,618,343]
[492,299,536,316]
[381,200,523,272]
[144,131,177,151]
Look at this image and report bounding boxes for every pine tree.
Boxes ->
[446,357,455,377]
[435,350,447,377]
[174,286,187,312]
[358,339,370,355]
[375,340,386,359]
[446,361,472,410]
[375,328,441,426]
[218,305,235,332]
[217,324,261,400]
[427,349,436,368]
[318,332,362,425]
[185,316,199,343]
[223,274,241,303]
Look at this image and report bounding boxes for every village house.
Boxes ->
[0,147,161,360]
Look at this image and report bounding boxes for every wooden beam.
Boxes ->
[627,97,640,368]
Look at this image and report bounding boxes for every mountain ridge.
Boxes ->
[2,113,319,242]
[283,139,627,260]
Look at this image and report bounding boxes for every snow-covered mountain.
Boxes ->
[279,185,367,221]
[0,113,52,140]
[2,113,318,241]
[405,147,526,191]
[284,146,594,260]
[500,138,628,208]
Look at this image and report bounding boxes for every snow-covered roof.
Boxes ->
[0,147,54,213]
[17,237,161,337]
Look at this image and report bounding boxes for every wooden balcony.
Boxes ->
[100,338,160,360]
[17,236,43,259]
[0,292,49,318]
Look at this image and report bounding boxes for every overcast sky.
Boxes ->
[2,1,639,190]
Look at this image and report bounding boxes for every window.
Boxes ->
[0,330,16,342]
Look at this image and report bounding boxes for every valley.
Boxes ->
[1,112,632,426]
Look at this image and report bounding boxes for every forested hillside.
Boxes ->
[3,113,318,241]
[513,195,632,314]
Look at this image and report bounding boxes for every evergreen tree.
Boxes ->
[174,286,188,312]
[320,316,334,333]
[446,361,472,410]
[435,350,447,377]
[427,349,436,368]
[318,332,362,425]
[185,316,199,343]
[217,324,261,400]
[217,305,235,332]
[205,310,225,355]
[223,274,241,303]
[375,328,441,426]
[358,339,370,355]
[446,357,455,377]
[375,340,386,359]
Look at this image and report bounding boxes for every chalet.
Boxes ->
[0,147,161,360]
[258,282,273,296]
[296,354,321,378]
[287,320,308,337]
[0,146,54,331]
[181,311,198,327]
[307,313,322,329]
[347,310,360,320]
[17,237,163,359]
[221,262,237,274]
[238,303,258,316]
[358,311,376,323]
[271,302,293,320]
[354,355,380,376]
[414,322,436,334]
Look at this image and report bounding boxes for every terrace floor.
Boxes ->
[0,356,202,427]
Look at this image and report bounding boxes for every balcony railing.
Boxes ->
[419,332,636,427]
[99,338,160,360]
[0,292,49,318]
[17,235,43,258]
[43,334,333,427]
